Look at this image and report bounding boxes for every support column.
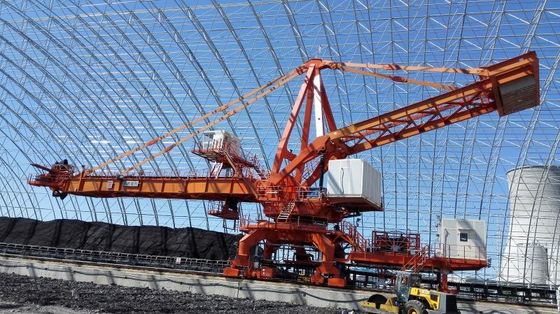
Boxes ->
[224,228,266,278]
[441,270,449,292]
[310,233,346,288]
[313,72,324,137]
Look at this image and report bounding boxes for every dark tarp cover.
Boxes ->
[28,220,59,247]
[0,217,240,260]
[58,220,90,249]
[3,218,37,245]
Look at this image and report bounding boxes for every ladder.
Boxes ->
[402,245,430,272]
[209,162,223,178]
[277,202,296,222]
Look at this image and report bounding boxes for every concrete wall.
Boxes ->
[0,255,373,310]
[0,255,557,313]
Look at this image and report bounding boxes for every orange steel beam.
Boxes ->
[60,52,535,179]
[271,65,316,174]
[347,251,488,271]
[29,174,257,202]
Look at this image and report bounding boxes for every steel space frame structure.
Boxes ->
[0,0,558,286]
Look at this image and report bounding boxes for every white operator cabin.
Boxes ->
[199,130,241,155]
[437,219,487,261]
[325,159,383,209]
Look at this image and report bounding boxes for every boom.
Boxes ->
[269,52,539,187]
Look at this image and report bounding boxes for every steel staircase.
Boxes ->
[402,245,430,272]
[277,202,296,222]
[339,221,368,253]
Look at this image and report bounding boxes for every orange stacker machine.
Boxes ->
[29,52,540,289]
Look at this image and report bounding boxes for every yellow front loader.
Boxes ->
[359,271,460,314]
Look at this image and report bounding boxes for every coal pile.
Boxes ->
[0,272,338,313]
[0,217,241,260]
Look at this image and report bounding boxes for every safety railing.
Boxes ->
[339,220,369,252]
[0,242,229,274]
[402,245,430,272]
[27,173,73,186]
[247,155,269,179]
[239,215,252,230]
[85,169,212,178]
[297,187,326,200]
[371,230,421,255]
[257,185,281,199]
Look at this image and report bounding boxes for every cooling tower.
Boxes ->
[500,165,560,285]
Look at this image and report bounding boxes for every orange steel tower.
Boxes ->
[29,52,540,288]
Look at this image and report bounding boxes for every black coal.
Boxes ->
[0,272,339,313]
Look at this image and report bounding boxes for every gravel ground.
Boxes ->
[0,273,341,314]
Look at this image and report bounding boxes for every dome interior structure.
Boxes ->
[0,0,558,283]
